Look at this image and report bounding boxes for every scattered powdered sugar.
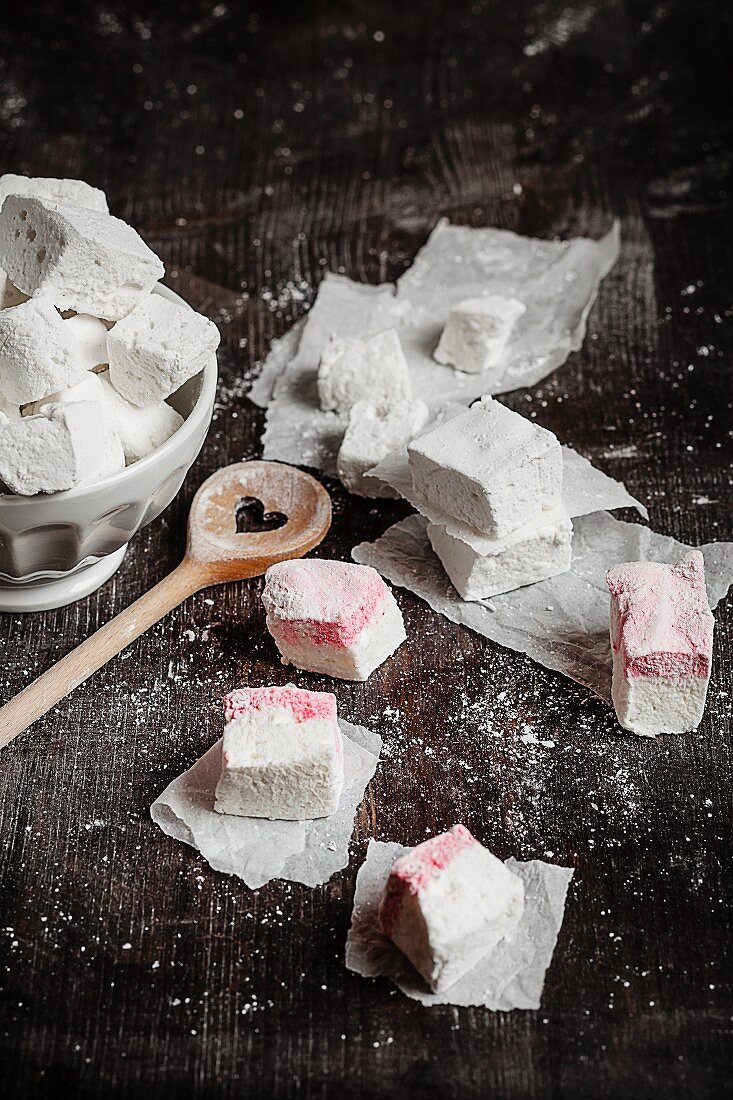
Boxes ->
[150,719,381,889]
[345,839,573,1009]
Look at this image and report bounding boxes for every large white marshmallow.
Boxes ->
[63,314,109,371]
[317,329,412,415]
[107,294,219,406]
[0,298,88,404]
[408,396,563,537]
[0,195,165,321]
[337,398,430,498]
[262,558,406,681]
[0,174,108,213]
[378,825,525,993]
[0,266,28,309]
[434,296,526,375]
[214,686,344,820]
[428,506,573,601]
[0,401,111,495]
[97,370,183,462]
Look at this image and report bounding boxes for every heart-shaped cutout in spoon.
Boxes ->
[0,461,331,749]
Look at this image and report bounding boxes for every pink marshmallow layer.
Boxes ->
[223,685,338,724]
[379,824,478,937]
[262,559,390,649]
[607,550,714,679]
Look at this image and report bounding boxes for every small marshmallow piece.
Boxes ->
[0,298,88,404]
[607,551,714,736]
[107,295,220,406]
[428,507,573,601]
[97,370,183,462]
[0,401,110,494]
[378,825,525,993]
[434,296,526,374]
[63,314,109,371]
[262,559,406,681]
[0,266,28,309]
[214,685,344,820]
[408,396,563,538]
[318,329,412,415]
[337,398,430,498]
[0,174,108,213]
[0,195,165,321]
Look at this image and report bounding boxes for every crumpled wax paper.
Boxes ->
[260,219,620,474]
[345,839,574,1009]
[249,316,307,408]
[150,720,381,890]
[352,511,733,703]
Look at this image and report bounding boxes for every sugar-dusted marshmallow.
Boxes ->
[0,174,108,214]
[97,370,183,462]
[22,369,106,417]
[408,396,562,537]
[0,267,27,310]
[428,506,573,601]
[214,685,344,820]
[378,825,525,993]
[0,298,88,403]
[63,314,109,371]
[318,329,412,415]
[337,398,430,498]
[0,195,164,321]
[262,559,406,681]
[606,551,714,737]
[434,296,526,375]
[0,401,111,494]
[107,295,219,406]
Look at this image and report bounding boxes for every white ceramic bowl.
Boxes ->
[0,284,218,612]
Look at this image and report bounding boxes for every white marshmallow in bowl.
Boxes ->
[0,298,88,404]
[0,401,112,495]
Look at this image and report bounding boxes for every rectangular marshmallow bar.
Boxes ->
[428,506,573,601]
[0,401,112,494]
[607,551,714,736]
[318,329,412,415]
[408,396,562,537]
[0,195,164,321]
[107,294,220,406]
[434,295,526,375]
[337,398,430,498]
[262,558,406,681]
[214,685,344,820]
[0,298,88,403]
[0,174,108,213]
[378,825,525,993]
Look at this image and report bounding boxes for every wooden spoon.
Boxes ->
[0,461,331,749]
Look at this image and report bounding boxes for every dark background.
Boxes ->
[0,1,731,1097]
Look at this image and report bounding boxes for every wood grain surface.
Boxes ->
[0,2,731,1097]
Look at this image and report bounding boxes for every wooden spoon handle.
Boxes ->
[0,558,204,750]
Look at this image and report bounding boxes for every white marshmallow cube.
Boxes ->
[337,398,430,497]
[63,314,109,371]
[0,174,108,213]
[428,506,573,601]
[434,296,526,375]
[378,825,525,993]
[107,295,219,406]
[0,195,164,321]
[408,396,563,537]
[317,329,412,415]
[97,370,183,462]
[0,401,111,495]
[0,298,88,404]
[214,685,344,820]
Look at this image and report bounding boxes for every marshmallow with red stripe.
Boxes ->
[607,551,714,736]
[378,825,525,993]
[262,559,406,681]
[214,685,344,820]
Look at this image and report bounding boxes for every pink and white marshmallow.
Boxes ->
[378,825,525,993]
[606,551,714,736]
[214,685,344,820]
[262,559,406,681]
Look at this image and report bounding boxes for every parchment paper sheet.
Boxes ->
[151,720,381,890]
[260,220,620,474]
[352,512,733,703]
[345,839,574,1009]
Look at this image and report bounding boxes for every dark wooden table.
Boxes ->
[1,2,731,1097]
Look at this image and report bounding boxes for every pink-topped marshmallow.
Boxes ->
[214,684,343,820]
[606,550,714,736]
[262,559,406,681]
[378,825,525,993]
